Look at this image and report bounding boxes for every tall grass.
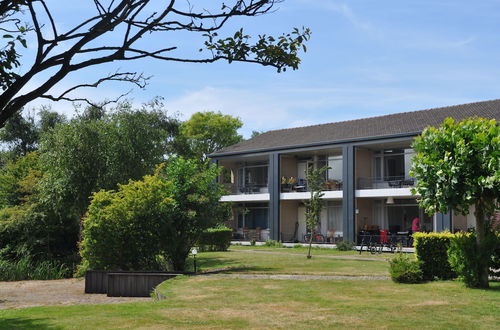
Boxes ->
[0,257,69,281]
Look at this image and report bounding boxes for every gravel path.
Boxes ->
[0,278,149,310]
[204,274,390,280]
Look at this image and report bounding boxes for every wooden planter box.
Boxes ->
[85,270,108,294]
[85,270,181,297]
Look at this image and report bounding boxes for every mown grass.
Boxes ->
[230,244,394,257]
[193,248,389,276]
[1,247,498,329]
[1,277,499,329]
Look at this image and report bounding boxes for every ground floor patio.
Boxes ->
[225,197,477,244]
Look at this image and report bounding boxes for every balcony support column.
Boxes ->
[269,153,280,241]
[342,145,355,243]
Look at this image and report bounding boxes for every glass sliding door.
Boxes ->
[326,201,343,241]
[235,203,270,241]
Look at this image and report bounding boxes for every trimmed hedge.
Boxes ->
[198,226,232,251]
[413,232,456,280]
[448,232,500,287]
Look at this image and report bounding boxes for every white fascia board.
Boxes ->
[280,190,343,200]
[355,188,418,198]
[220,193,270,202]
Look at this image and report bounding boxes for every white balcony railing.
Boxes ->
[357,176,416,190]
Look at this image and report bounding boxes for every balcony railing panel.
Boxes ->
[357,176,416,190]
[224,183,269,195]
[281,180,343,193]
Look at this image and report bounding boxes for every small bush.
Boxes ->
[448,232,498,287]
[336,241,354,251]
[294,244,303,248]
[198,225,232,252]
[0,256,69,281]
[264,239,283,248]
[389,253,423,283]
[413,232,455,280]
[250,239,256,246]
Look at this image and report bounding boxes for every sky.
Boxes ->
[18,0,500,137]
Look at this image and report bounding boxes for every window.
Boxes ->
[327,155,343,181]
[327,201,343,234]
[237,203,269,229]
[373,148,414,181]
[237,162,268,193]
[372,199,433,232]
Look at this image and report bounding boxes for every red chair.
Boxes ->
[379,230,389,244]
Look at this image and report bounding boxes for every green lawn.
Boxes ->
[1,247,499,329]
[194,247,389,276]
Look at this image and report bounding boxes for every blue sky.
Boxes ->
[22,0,500,137]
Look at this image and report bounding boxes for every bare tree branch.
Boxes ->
[0,0,310,127]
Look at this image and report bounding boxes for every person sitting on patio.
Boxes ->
[411,217,420,232]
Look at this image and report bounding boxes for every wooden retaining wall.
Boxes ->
[107,272,178,297]
[85,271,180,297]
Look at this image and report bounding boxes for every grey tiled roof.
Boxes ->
[212,99,500,156]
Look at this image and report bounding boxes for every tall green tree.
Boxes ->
[0,152,41,208]
[411,117,500,288]
[179,111,243,162]
[0,102,180,265]
[0,107,66,159]
[304,166,329,259]
[39,103,179,217]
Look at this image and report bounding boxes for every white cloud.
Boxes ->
[296,0,373,31]
[162,84,474,138]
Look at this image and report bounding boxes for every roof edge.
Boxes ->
[210,131,420,159]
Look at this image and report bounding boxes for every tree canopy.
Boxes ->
[0,102,181,265]
[179,111,243,162]
[0,107,66,159]
[39,102,179,216]
[0,0,310,127]
[411,117,500,288]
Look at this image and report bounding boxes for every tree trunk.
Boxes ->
[474,201,490,288]
[307,233,313,259]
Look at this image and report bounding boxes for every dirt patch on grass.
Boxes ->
[414,300,450,306]
[0,278,148,310]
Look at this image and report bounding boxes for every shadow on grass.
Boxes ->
[0,317,62,329]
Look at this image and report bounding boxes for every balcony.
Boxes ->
[281,179,343,193]
[357,176,416,190]
[224,183,269,195]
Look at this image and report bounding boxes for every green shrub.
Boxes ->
[413,232,455,280]
[198,225,232,251]
[0,256,69,281]
[80,172,172,271]
[336,241,354,251]
[264,239,283,248]
[80,159,230,272]
[448,232,498,287]
[293,244,303,248]
[389,253,423,284]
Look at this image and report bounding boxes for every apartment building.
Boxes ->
[210,100,500,243]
